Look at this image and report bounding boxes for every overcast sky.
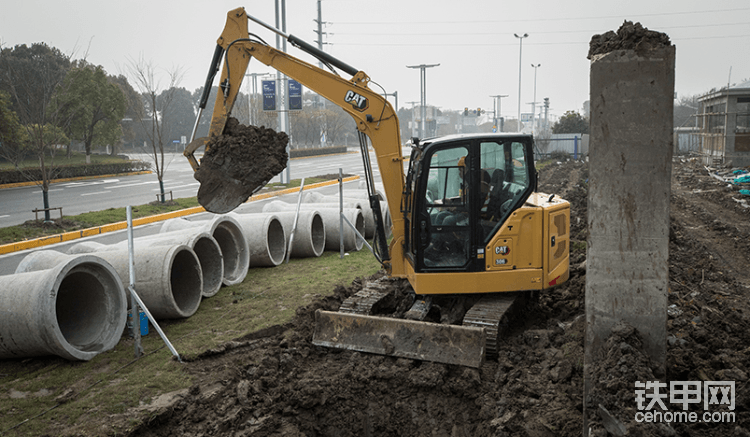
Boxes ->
[1,0,748,122]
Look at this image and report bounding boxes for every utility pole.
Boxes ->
[314,0,329,150]
[490,94,508,133]
[407,64,439,139]
[531,63,541,135]
[313,0,329,109]
[275,0,290,183]
[514,33,528,132]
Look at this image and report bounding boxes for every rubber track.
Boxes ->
[338,277,393,315]
[463,292,520,357]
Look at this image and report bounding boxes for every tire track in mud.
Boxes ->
[671,162,750,287]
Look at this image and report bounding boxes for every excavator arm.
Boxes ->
[184,7,407,276]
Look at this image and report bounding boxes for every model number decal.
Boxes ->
[344,90,368,111]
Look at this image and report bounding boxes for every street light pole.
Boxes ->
[514,33,528,132]
[490,94,508,132]
[407,64,440,139]
[531,63,541,135]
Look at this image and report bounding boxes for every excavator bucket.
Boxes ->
[312,310,487,368]
[191,118,289,214]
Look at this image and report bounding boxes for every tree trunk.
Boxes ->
[159,179,165,203]
[42,189,51,222]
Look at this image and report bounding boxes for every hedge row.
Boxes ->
[289,146,348,159]
[0,160,151,185]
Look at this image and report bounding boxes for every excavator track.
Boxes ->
[338,277,394,315]
[463,292,522,357]
[313,280,529,367]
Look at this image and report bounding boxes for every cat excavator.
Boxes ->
[184,7,570,368]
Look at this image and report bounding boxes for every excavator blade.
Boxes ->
[312,310,487,368]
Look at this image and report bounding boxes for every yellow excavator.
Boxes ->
[185,8,570,368]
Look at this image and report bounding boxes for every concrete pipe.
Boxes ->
[227,212,287,267]
[160,215,249,286]
[242,210,325,258]
[309,189,385,202]
[67,241,110,254]
[302,192,376,238]
[1,253,127,360]
[18,246,203,320]
[317,208,365,252]
[262,202,365,251]
[110,230,224,298]
[262,200,361,212]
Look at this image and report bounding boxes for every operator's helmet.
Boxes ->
[457,156,467,177]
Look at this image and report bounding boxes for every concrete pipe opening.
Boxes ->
[309,213,326,257]
[351,210,366,251]
[211,222,248,286]
[265,218,286,266]
[2,255,126,361]
[168,249,203,317]
[192,236,224,297]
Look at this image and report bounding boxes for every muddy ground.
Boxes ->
[122,156,750,437]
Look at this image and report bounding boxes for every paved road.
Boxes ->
[0,150,384,228]
[0,147,408,275]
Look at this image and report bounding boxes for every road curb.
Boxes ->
[0,176,360,255]
[0,171,154,190]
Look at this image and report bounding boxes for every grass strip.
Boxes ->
[0,245,381,436]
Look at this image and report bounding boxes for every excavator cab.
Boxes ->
[406,135,536,273]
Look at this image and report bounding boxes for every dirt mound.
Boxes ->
[588,20,672,59]
[125,157,750,437]
[195,118,288,214]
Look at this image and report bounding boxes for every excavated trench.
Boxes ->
[127,157,750,437]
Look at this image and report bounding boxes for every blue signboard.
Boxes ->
[262,80,276,111]
[288,79,302,111]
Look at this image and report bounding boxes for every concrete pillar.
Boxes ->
[584,23,674,433]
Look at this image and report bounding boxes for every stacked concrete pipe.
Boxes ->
[263,201,365,251]
[22,245,204,320]
[226,212,287,267]
[110,230,224,298]
[301,192,392,239]
[160,215,249,286]
[234,210,325,259]
[0,253,126,360]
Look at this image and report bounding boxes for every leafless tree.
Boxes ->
[126,56,184,203]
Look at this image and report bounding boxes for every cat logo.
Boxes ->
[344,90,368,111]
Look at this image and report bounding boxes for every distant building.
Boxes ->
[697,80,750,166]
